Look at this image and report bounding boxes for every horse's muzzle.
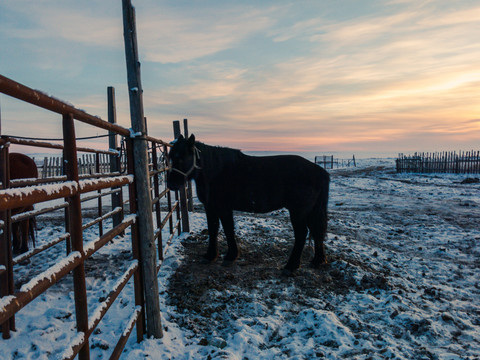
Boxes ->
[166,175,184,191]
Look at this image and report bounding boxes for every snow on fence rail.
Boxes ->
[396,151,480,174]
[0,73,189,359]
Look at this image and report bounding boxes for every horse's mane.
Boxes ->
[195,141,243,180]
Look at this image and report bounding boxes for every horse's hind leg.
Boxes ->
[220,210,238,265]
[284,211,308,274]
[204,208,220,262]
[308,199,328,268]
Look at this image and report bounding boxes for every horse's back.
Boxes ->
[243,154,328,187]
[225,154,329,213]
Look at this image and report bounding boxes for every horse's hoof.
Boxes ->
[221,259,236,267]
[201,254,218,264]
[310,259,328,269]
[281,268,296,277]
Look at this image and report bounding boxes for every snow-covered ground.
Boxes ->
[1,158,479,359]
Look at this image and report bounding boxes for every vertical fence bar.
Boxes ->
[62,113,90,360]
[172,120,189,233]
[96,153,103,237]
[183,118,193,212]
[164,144,174,235]
[151,143,163,261]
[62,154,71,255]
[0,143,14,338]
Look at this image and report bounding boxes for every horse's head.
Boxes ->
[167,134,200,190]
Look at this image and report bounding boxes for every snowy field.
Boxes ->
[1,158,480,359]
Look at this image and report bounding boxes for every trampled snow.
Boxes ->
[1,158,479,359]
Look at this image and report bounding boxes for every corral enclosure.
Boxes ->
[0,74,190,359]
[0,1,197,358]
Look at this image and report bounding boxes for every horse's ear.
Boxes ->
[188,134,196,148]
[177,134,184,141]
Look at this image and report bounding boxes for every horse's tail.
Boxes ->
[310,168,330,233]
[318,168,330,214]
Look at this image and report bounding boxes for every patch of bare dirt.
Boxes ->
[167,215,389,335]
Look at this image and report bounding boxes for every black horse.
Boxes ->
[167,135,330,274]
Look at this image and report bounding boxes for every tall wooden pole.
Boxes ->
[122,0,162,338]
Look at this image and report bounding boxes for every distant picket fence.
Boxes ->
[396,151,480,174]
[34,153,128,178]
[315,155,356,169]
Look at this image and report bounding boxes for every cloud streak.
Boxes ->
[1,0,479,154]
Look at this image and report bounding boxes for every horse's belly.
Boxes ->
[231,193,283,213]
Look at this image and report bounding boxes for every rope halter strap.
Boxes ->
[169,146,202,178]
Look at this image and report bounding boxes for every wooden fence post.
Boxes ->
[108,86,124,230]
[63,113,90,360]
[173,120,190,233]
[122,0,162,339]
[125,138,146,341]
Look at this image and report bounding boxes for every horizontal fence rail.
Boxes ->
[0,75,131,137]
[396,151,480,174]
[0,73,190,359]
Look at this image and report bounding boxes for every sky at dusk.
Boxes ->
[1,0,479,154]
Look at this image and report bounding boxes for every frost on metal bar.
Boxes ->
[83,217,134,257]
[82,207,123,231]
[0,175,133,211]
[78,175,133,192]
[0,295,15,314]
[20,251,82,293]
[88,261,138,331]
[11,202,68,223]
[109,306,142,360]
[0,251,83,325]
[13,233,70,266]
[60,331,85,360]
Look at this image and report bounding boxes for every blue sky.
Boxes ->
[1,0,479,153]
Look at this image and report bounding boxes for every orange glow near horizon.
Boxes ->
[1,1,480,155]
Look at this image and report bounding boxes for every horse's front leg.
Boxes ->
[219,210,238,266]
[204,209,219,262]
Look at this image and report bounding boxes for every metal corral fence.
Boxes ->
[0,74,189,359]
[315,155,356,169]
[396,151,480,174]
